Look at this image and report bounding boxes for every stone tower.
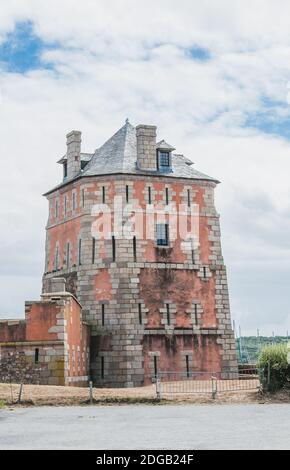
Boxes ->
[42,120,238,387]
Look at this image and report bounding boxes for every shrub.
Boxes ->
[258,344,289,392]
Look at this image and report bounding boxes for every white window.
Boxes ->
[156,223,169,246]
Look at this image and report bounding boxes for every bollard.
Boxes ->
[89,380,93,405]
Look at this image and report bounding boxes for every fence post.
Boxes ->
[89,380,93,405]
[156,375,162,400]
[211,376,217,399]
[17,383,23,404]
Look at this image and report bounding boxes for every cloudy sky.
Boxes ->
[0,0,289,336]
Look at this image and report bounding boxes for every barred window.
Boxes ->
[156,223,169,246]
[159,152,170,167]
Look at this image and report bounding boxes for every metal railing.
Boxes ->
[154,368,260,399]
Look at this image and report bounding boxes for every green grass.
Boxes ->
[258,344,288,369]
[0,400,5,409]
[236,336,289,363]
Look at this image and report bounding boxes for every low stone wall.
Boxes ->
[0,343,66,385]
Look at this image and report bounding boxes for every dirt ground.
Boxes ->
[1,381,289,407]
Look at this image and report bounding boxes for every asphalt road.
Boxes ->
[0,404,289,450]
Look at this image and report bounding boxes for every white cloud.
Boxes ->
[0,1,289,335]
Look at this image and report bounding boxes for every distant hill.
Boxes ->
[236,336,289,364]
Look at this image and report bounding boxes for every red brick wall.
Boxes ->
[46,177,212,270]
[63,298,90,381]
[25,302,60,341]
[139,269,217,329]
[0,321,26,342]
[143,334,221,382]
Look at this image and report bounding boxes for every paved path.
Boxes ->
[0,404,289,450]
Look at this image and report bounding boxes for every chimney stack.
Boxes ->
[136,124,157,171]
[66,130,81,179]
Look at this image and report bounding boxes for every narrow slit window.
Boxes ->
[133,236,137,262]
[101,304,105,326]
[165,187,169,205]
[154,356,158,378]
[101,356,104,379]
[35,348,39,364]
[102,186,106,204]
[112,236,116,262]
[63,162,67,179]
[92,237,96,264]
[193,304,198,325]
[148,186,152,205]
[126,185,129,203]
[78,239,82,265]
[187,189,191,207]
[55,200,59,219]
[166,303,170,325]
[186,355,190,378]
[81,188,85,207]
[138,303,142,325]
[191,249,195,264]
[203,267,207,279]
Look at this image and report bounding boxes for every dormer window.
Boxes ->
[156,140,175,173]
[159,152,170,168]
[63,162,67,179]
[157,150,171,171]
[81,160,87,171]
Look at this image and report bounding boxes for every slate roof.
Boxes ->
[83,120,217,181]
[156,139,176,151]
[45,120,218,195]
[57,152,93,164]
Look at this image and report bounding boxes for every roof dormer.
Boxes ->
[156,140,175,173]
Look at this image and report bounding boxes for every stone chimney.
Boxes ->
[136,124,157,171]
[66,130,81,179]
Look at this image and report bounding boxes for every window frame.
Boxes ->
[156,223,169,247]
[159,151,170,167]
